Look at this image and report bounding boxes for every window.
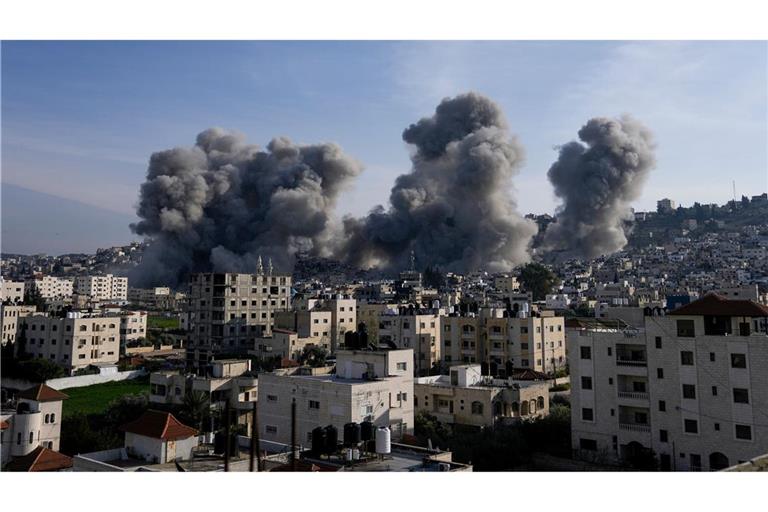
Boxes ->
[660,429,668,443]
[731,353,747,368]
[733,388,749,404]
[29,432,34,443]
[676,319,695,337]
[657,368,664,379]
[735,424,752,440]
[44,414,50,424]
[266,425,277,434]
[308,400,320,409]
[684,419,699,434]
[581,408,594,421]
[659,400,666,412]
[579,438,597,451]
[714,423,720,431]
[50,413,55,423]
[17,433,21,445]
[690,454,702,471]
[471,401,483,415]
[655,336,662,349]
[396,362,407,371]
[267,395,278,402]
[521,343,529,350]
[709,352,716,362]
[608,377,613,385]
[580,346,592,360]
[581,376,593,390]
[607,347,612,356]
[682,384,696,399]
[680,351,694,365]
[712,386,718,396]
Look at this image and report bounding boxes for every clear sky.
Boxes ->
[2,41,766,254]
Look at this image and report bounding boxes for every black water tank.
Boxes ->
[311,426,327,455]
[361,420,375,441]
[344,422,361,447]
[324,424,338,453]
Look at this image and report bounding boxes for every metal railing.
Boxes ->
[617,391,649,400]
[619,422,650,433]
[616,358,647,367]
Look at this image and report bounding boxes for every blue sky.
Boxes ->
[2,41,767,254]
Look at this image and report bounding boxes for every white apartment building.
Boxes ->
[119,311,147,352]
[128,287,171,308]
[294,295,357,352]
[274,309,333,349]
[441,309,566,375]
[378,307,441,376]
[26,276,73,300]
[21,312,121,374]
[74,274,128,301]
[414,364,550,428]
[1,304,36,346]
[569,294,768,471]
[252,328,330,362]
[186,272,292,366]
[258,348,414,447]
[1,384,69,467]
[1,279,25,304]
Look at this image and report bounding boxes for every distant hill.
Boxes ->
[1,183,140,255]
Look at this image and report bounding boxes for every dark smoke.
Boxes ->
[542,115,656,259]
[130,128,362,286]
[341,92,537,272]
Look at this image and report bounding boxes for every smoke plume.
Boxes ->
[130,128,362,286]
[542,115,656,259]
[341,92,537,272]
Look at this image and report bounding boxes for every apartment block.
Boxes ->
[378,307,441,376]
[274,309,333,348]
[119,311,147,352]
[186,272,292,365]
[128,287,171,308]
[1,304,36,346]
[414,364,549,428]
[252,328,330,362]
[74,274,128,301]
[26,276,73,300]
[1,279,25,304]
[257,348,414,447]
[20,312,121,373]
[569,294,768,471]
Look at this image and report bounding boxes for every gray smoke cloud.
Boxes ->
[130,128,362,286]
[341,92,537,272]
[542,115,656,259]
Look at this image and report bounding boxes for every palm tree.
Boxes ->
[181,390,210,432]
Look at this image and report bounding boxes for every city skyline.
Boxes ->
[2,40,767,255]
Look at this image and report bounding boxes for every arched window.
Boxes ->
[29,431,34,444]
[709,452,730,471]
[50,413,55,423]
[521,401,529,415]
[44,414,50,424]
[511,402,519,415]
[530,399,537,413]
[537,396,545,410]
[493,401,502,416]
[471,401,484,415]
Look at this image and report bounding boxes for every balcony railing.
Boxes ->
[618,391,649,401]
[619,422,651,433]
[616,358,647,367]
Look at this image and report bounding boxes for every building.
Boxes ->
[0,384,69,468]
[493,275,520,294]
[25,276,73,300]
[186,272,292,366]
[119,311,148,353]
[378,306,441,376]
[569,294,768,471]
[74,274,128,301]
[149,359,258,433]
[128,287,172,308]
[252,328,329,362]
[414,364,549,428]
[1,304,36,346]
[274,309,333,350]
[257,348,414,447]
[657,198,677,213]
[3,445,73,472]
[20,312,121,374]
[1,279,25,304]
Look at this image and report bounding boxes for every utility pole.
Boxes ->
[249,400,262,472]
[223,401,231,472]
[291,397,297,472]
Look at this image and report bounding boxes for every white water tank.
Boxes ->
[375,427,391,454]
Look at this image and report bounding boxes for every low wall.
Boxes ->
[46,369,148,390]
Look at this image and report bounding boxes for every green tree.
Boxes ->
[13,358,66,382]
[299,345,328,367]
[179,390,211,432]
[519,262,560,301]
[22,285,46,310]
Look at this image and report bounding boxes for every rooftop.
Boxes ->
[18,384,69,402]
[120,410,198,440]
[668,293,768,317]
[4,446,73,472]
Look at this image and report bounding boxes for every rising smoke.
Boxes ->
[129,128,362,286]
[542,115,656,259]
[341,92,537,272]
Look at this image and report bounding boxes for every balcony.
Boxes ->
[616,358,646,367]
[619,422,650,433]
[618,391,649,401]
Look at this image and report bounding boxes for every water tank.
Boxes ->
[344,422,361,447]
[352,448,360,460]
[311,426,327,455]
[324,424,339,454]
[360,421,375,442]
[375,427,391,455]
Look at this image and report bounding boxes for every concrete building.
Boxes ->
[26,276,73,300]
[1,279,25,304]
[186,272,292,366]
[74,274,128,301]
[378,307,441,376]
[274,309,333,350]
[414,364,549,428]
[493,275,520,294]
[569,294,768,471]
[258,348,414,447]
[20,312,121,374]
[657,198,677,213]
[119,310,147,352]
[441,309,566,374]
[149,359,258,434]
[252,328,329,362]
[1,384,69,468]
[1,304,36,346]
[128,287,172,308]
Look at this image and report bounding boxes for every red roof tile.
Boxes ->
[18,384,69,402]
[669,293,768,317]
[0,420,9,430]
[5,446,73,472]
[120,410,198,440]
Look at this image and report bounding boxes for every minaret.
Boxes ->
[257,255,264,275]
[268,257,273,275]
[410,250,416,272]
